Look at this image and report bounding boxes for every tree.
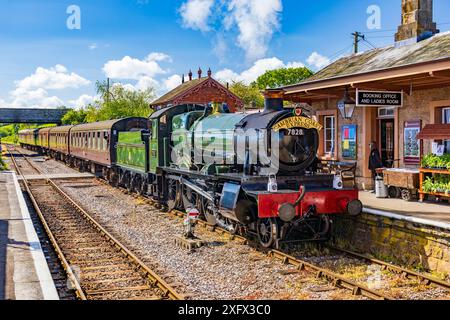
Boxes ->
[228,81,264,109]
[61,109,88,125]
[86,81,155,122]
[254,67,314,90]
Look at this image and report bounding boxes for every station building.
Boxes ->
[150,68,243,113]
[282,0,450,189]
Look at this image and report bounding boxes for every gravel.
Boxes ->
[20,148,450,300]
[56,178,362,300]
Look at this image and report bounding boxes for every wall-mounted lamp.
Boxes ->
[337,88,356,119]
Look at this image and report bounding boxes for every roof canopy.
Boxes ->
[282,32,450,102]
[416,124,450,140]
[151,77,209,106]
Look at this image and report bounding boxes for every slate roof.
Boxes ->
[150,77,209,106]
[284,31,450,88]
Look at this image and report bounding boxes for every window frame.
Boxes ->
[323,115,336,156]
[443,107,450,154]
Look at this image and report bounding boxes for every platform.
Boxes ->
[0,171,59,300]
[18,173,95,181]
[360,191,450,230]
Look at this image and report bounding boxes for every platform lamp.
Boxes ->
[337,88,356,119]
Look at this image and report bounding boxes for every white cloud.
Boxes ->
[306,52,331,70]
[68,94,97,110]
[225,0,283,61]
[15,64,90,90]
[179,0,214,32]
[215,57,303,84]
[103,52,170,80]
[8,87,64,109]
[1,65,91,109]
[89,43,98,50]
[146,52,172,62]
[135,76,160,91]
[163,75,182,91]
[178,0,282,61]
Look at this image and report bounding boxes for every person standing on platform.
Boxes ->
[369,141,383,180]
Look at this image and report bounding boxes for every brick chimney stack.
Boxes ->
[395,0,439,42]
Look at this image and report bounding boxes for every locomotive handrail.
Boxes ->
[293,186,306,207]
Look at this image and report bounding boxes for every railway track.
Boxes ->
[9,145,450,300]
[6,145,182,300]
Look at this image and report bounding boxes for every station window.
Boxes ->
[324,115,335,155]
[443,107,450,153]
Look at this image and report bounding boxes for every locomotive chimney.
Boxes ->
[263,89,285,113]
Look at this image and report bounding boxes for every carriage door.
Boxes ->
[149,119,159,174]
[378,107,395,167]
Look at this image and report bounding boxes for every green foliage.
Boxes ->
[0,123,56,145]
[85,81,155,122]
[62,109,88,125]
[254,67,314,90]
[228,81,264,108]
[422,175,450,195]
[421,153,450,170]
[0,156,7,171]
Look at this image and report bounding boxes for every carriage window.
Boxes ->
[92,133,95,149]
[97,132,101,150]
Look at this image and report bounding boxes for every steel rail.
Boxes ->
[96,182,394,300]
[7,146,183,300]
[5,145,87,300]
[99,180,450,299]
[17,146,448,300]
[166,210,393,300]
[267,250,392,300]
[328,246,450,291]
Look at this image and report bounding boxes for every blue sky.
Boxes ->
[0,0,449,109]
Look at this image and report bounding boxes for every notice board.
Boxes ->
[342,125,357,160]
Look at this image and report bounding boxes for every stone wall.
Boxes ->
[330,213,450,274]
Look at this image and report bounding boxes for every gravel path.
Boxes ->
[55,178,362,300]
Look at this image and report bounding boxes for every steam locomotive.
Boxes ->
[19,89,362,248]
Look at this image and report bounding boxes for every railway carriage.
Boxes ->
[18,129,39,150]
[38,127,51,152]
[68,118,151,182]
[48,125,73,161]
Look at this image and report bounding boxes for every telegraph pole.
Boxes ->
[351,31,365,54]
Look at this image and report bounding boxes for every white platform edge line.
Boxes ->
[363,207,450,231]
[11,171,60,300]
